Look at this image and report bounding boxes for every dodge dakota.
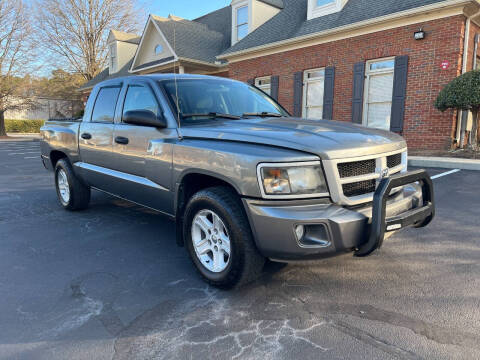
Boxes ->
[40,74,434,288]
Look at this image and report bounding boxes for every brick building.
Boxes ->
[80,0,480,151]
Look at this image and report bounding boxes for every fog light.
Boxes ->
[295,225,305,240]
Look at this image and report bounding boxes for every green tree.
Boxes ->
[435,70,480,149]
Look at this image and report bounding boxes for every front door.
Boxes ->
[111,80,175,215]
[77,84,121,189]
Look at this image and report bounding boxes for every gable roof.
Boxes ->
[220,0,455,57]
[258,0,285,9]
[150,6,232,65]
[110,30,141,44]
[78,58,134,91]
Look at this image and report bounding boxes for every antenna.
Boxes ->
[173,20,181,129]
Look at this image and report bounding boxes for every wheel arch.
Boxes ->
[174,171,243,247]
[50,150,68,168]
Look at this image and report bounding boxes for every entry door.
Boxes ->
[111,82,175,214]
[78,85,121,189]
[363,59,395,130]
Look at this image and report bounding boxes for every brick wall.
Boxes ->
[229,16,467,151]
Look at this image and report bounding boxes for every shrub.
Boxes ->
[435,70,480,148]
[4,119,45,133]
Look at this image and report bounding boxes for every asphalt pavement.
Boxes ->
[0,140,479,360]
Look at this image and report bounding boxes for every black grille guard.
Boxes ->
[355,169,435,257]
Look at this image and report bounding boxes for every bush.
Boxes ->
[4,119,45,133]
[435,70,480,112]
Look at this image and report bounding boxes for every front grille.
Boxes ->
[387,153,402,168]
[342,180,376,197]
[337,159,376,178]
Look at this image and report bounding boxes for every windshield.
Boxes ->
[160,79,289,122]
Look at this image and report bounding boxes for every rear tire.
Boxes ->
[55,159,90,211]
[183,186,265,289]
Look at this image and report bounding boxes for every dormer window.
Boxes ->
[308,0,346,20]
[236,6,248,41]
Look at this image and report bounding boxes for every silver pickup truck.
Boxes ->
[40,74,434,288]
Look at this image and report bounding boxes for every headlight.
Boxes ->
[257,161,329,199]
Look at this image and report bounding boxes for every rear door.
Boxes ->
[110,78,176,214]
[77,83,121,189]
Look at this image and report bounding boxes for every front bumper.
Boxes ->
[243,169,434,261]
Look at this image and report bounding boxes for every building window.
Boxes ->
[308,0,344,20]
[317,0,335,6]
[236,6,248,41]
[363,58,395,130]
[255,76,271,95]
[154,44,163,56]
[109,44,117,72]
[303,68,325,119]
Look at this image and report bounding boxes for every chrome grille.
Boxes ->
[387,153,402,168]
[323,150,407,206]
[342,180,376,197]
[337,159,376,178]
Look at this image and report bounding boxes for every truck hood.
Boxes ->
[179,117,407,160]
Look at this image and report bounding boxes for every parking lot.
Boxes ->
[0,139,479,360]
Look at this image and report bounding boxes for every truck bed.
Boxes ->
[40,119,82,169]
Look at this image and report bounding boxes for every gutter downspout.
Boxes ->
[458,10,480,148]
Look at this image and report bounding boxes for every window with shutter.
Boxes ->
[303,68,325,119]
[255,76,272,95]
[363,58,395,131]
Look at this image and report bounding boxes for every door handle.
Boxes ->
[115,136,129,145]
[81,133,92,140]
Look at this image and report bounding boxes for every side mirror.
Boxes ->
[123,110,167,128]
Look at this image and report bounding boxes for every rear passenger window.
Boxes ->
[91,86,121,123]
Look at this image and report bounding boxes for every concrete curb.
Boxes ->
[409,156,480,171]
[0,133,41,142]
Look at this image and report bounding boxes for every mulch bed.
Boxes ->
[410,148,480,160]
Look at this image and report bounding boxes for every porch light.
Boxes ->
[414,29,425,40]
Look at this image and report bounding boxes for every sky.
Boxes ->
[141,0,231,19]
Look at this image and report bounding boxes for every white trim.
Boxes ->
[308,0,344,20]
[129,15,178,73]
[232,0,250,45]
[362,57,395,130]
[218,0,471,61]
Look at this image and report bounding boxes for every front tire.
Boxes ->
[183,186,265,288]
[55,159,90,211]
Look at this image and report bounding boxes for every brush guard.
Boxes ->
[355,169,435,257]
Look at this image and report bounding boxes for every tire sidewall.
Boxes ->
[184,194,246,285]
[55,160,74,209]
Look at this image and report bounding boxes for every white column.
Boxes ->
[178,65,185,74]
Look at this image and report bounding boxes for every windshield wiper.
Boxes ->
[242,112,283,118]
[181,112,241,120]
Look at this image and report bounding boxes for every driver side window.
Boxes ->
[122,84,160,121]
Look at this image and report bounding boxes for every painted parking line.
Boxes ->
[431,169,461,180]
[24,156,39,159]
[8,152,39,155]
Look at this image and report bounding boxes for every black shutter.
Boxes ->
[293,71,303,118]
[323,66,335,120]
[352,62,365,124]
[247,78,254,85]
[390,55,409,132]
[270,75,279,101]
